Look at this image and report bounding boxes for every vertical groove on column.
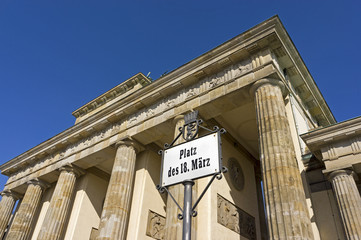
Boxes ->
[7,180,46,240]
[37,168,78,240]
[253,80,313,240]
[97,142,137,240]
[165,116,185,240]
[0,192,17,238]
[330,170,361,240]
[349,177,361,235]
[341,176,357,237]
[264,85,292,238]
[257,88,273,236]
[336,176,352,238]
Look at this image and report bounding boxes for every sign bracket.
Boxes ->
[156,165,228,219]
[191,166,227,216]
[156,111,227,240]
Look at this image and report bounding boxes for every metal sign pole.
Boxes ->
[157,111,227,240]
[182,180,194,240]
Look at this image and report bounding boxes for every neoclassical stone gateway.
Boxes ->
[0,16,358,239]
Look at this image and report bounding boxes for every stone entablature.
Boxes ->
[0,16,344,240]
[2,57,264,191]
[72,73,152,124]
[301,116,361,172]
[0,16,334,193]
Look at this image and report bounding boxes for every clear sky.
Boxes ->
[0,1,360,188]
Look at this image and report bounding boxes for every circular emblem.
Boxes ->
[228,157,244,191]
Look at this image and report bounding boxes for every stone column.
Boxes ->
[251,78,313,239]
[329,169,361,239]
[6,179,49,240]
[97,140,138,240]
[0,190,20,238]
[164,115,185,240]
[38,165,83,240]
[164,115,197,240]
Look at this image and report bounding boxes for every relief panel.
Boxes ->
[8,58,256,183]
[146,210,165,240]
[217,194,256,240]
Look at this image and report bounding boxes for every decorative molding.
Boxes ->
[217,194,256,240]
[59,164,85,177]
[251,53,264,69]
[4,58,255,186]
[146,210,165,240]
[301,116,361,155]
[72,73,151,119]
[27,178,50,190]
[273,46,286,58]
[2,16,336,182]
[326,145,338,160]
[0,189,22,200]
[351,136,361,154]
[286,66,298,77]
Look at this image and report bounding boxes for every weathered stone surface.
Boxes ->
[89,227,99,240]
[329,170,361,239]
[146,210,165,240]
[252,78,313,239]
[0,190,19,238]
[2,54,260,194]
[37,165,82,240]
[97,140,137,240]
[6,179,48,240]
[217,194,256,240]
[164,115,185,240]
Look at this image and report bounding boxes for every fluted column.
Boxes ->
[329,170,361,239]
[38,165,83,240]
[7,179,49,240]
[251,78,313,239]
[165,115,185,240]
[97,140,138,240]
[0,190,20,238]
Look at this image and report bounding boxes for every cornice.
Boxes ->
[0,15,335,178]
[72,73,151,123]
[272,18,336,126]
[301,116,361,150]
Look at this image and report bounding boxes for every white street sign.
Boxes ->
[161,132,221,187]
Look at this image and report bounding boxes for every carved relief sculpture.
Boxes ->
[228,157,244,191]
[146,210,165,240]
[217,194,256,240]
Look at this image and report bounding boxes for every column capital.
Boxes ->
[38,164,79,239]
[59,164,85,177]
[115,138,142,153]
[0,189,21,200]
[249,78,287,97]
[98,134,138,239]
[329,168,361,238]
[328,169,354,181]
[27,178,50,190]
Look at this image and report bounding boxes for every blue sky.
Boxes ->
[0,1,360,188]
